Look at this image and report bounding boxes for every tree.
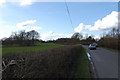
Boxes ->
[98,27,120,50]
[26,30,40,45]
[3,30,40,46]
[28,30,39,40]
[9,30,26,45]
[112,28,116,37]
[71,32,83,40]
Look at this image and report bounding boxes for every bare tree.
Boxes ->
[27,30,39,45]
[3,30,39,46]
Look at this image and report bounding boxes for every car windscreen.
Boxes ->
[91,44,96,46]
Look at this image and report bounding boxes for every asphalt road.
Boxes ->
[82,45,118,78]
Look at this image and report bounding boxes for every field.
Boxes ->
[2,43,63,55]
[2,43,90,78]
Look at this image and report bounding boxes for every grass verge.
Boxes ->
[75,46,91,78]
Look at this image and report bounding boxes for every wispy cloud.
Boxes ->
[16,20,42,31]
[17,20,37,28]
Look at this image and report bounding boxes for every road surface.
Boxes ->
[83,45,118,78]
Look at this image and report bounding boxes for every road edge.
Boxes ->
[82,45,98,78]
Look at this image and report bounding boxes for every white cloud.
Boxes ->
[40,31,72,41]
[74,11,118,32]
[0,0,6,4]
[74,23,84,32]
[17,20,36,28]
[74,11,118,40]
[16,20,42,31]
[74,23,89,34]
[0,25,16,39]
[84,25,91,29]
[20,0,35,6]
[0,20,42,39]
[90,11,118,31]
[0,0,6,7]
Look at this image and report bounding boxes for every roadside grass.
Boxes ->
[2,43,63,55]
[75,46,91,78]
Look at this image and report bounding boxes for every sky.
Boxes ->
[0,0,119,41]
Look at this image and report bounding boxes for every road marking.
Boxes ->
[86,52,98,78]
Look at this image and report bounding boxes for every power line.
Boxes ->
[64,0,74,30]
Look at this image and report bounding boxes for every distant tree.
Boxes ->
[25,30,39,45]
[28,30,39,42]
[112,28,116,36]
[2,37,13,46]
[98,27,120,50]
[85,36,95,44]
[116,28,120,34]
[71,32,83,40]
[86,36,93,41]
[9,30,26,45]
[2,30,40,46]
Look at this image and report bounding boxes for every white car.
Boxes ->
[93,43,98,47]
[89,44,96,50]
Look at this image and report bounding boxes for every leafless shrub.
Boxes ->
[2,45,82,78]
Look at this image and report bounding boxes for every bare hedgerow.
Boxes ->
[2,45,82,78]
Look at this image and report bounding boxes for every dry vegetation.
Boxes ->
[2,44,85,79]
[98,28,120,51]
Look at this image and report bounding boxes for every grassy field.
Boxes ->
[2,43,63,55]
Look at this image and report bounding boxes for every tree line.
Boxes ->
[2,30,39,46]
[70,28,119,50]
[1,27,119,50]
[49,27,119,50]
[98,28,120,50]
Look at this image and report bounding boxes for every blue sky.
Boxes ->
[0,1,118,41]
